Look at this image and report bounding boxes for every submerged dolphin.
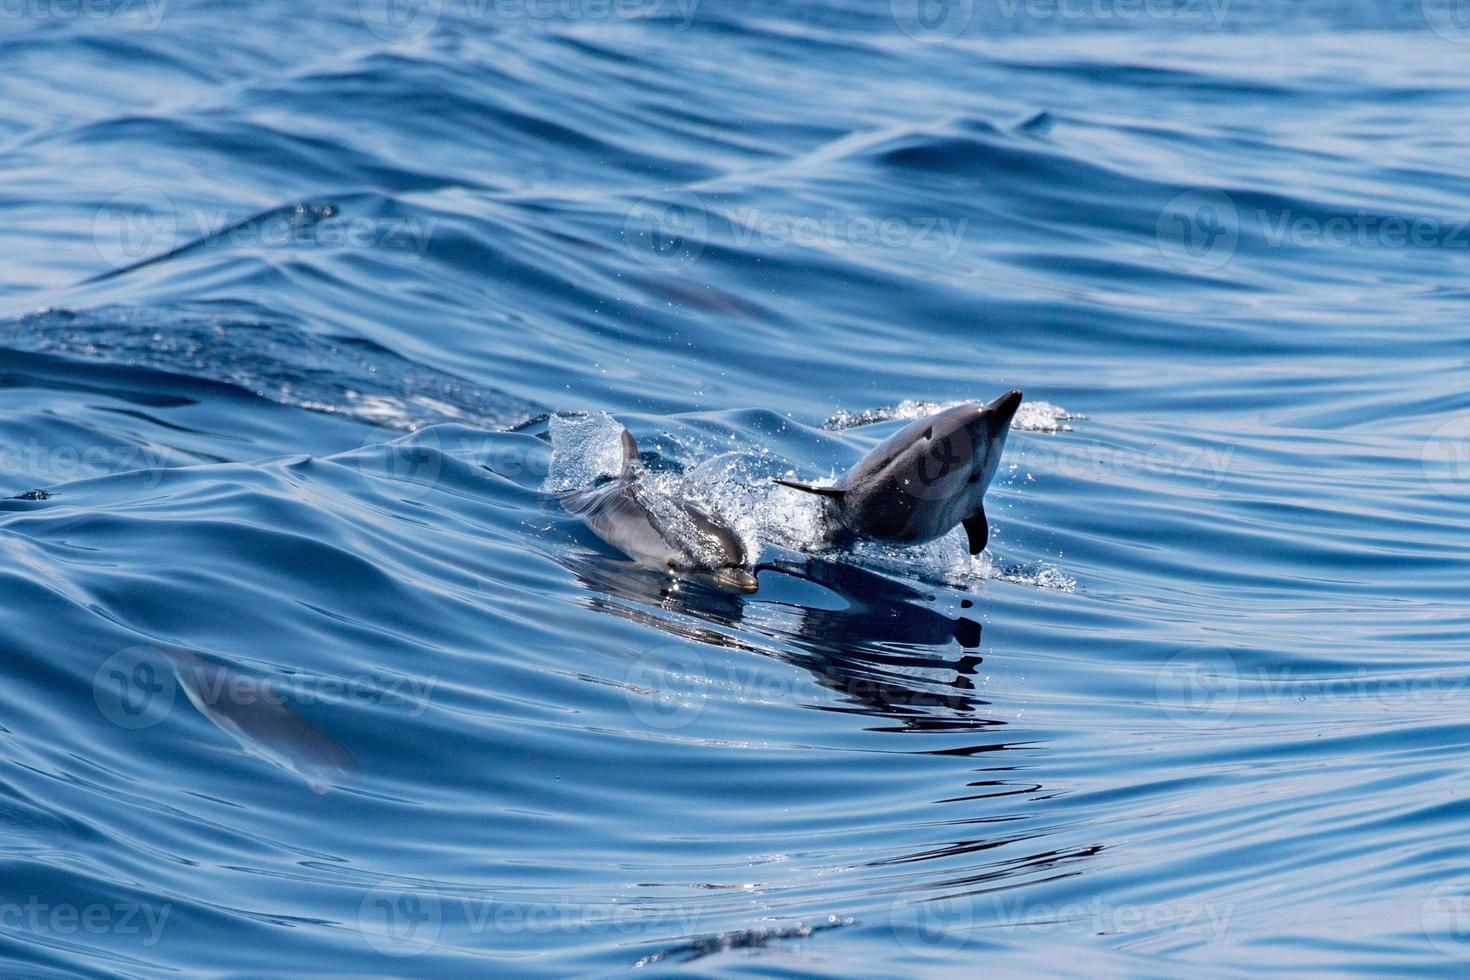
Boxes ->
[776,390,1022,555]
[163,646,358,795]
[560,427,758,593]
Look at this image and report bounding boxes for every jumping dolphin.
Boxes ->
[775,390,1022,555]
[560,427,759,593]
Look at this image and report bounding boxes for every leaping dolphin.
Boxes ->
[560,427,759,593]
[775,390,1022,555]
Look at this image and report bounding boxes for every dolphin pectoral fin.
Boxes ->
[773,478,847,498]
[962,510,989,555]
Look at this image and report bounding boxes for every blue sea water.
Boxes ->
[2,0,1470,975]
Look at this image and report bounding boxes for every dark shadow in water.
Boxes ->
[559,551,993,734]
[0,306,538,433]
[757,558,993,734]
[631,916,855,968]
[560,552,755,638]
[561,547,1104,948]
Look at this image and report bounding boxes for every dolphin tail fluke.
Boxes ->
[773,478,847,498]
[962,509,989,555]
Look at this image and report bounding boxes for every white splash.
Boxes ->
[824,399,1084,433]
[682,451,826,556]
[543,412,1076,592]
[544,411,629,492]
[842,530,1077,592]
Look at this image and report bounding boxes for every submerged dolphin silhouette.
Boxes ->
[163,646,358,795]
[776,390,1022,555]
[560,427,758,593]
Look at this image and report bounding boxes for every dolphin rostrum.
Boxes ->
[775,390,1023,555]
[560,427,759,593]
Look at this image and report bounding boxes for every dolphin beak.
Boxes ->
[985,389,1023,427]
[713,568,760,594]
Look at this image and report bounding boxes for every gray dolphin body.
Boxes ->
[163,646,358,795]
[561,429,758,593]
[777,390,1023,555]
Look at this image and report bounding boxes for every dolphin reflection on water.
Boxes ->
[560,551,992,730]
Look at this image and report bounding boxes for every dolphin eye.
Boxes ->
[922,426,933,440]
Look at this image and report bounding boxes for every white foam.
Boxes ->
[842,531,1077,592]
[1014,400,1086,433]
[824,399,1084,433]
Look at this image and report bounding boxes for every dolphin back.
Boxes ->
[839,414,946,489]
[776,393,1022,553]
[560,425,749,579]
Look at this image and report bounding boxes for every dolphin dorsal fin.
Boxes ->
[620,429,639,478]
[774,478,847,498]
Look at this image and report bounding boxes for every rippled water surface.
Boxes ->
[3,1,1470,975]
